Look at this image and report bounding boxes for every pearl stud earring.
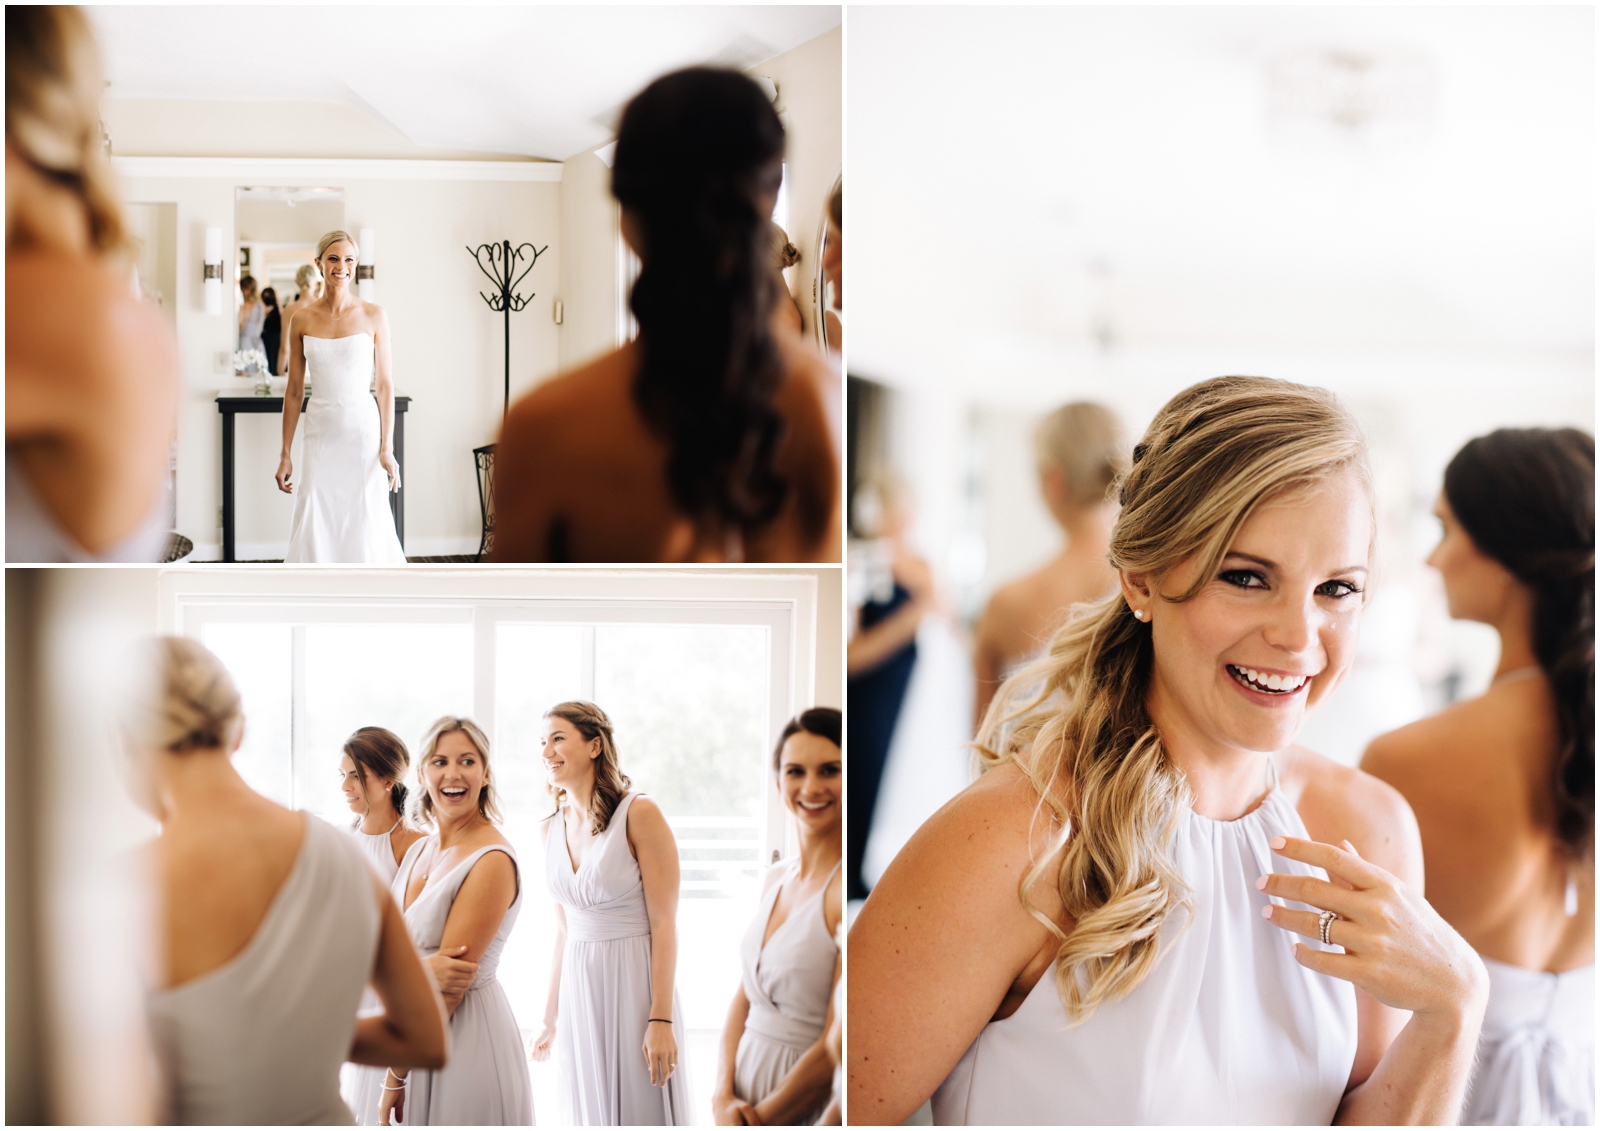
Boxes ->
[1133,608,1145,621]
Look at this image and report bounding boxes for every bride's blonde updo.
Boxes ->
[976,375,1372,1023]
[316,230,358,260]
[129,636,245,754]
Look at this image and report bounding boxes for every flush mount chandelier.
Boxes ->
[1266,46,1435,147]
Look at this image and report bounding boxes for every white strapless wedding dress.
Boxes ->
[285,333,406,563]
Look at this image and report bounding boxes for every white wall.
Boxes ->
[117,167,561,559]
[557,148,622,370]
[755,26,842,336]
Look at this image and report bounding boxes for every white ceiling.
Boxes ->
[88,5,840,161]
[849,6,1594,403]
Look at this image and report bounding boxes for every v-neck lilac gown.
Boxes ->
[735,857,842,1124]
[349,835,532,1125]
[545,792,691,1125]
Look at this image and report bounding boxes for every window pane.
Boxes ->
[200,623,292,806]
[299,624,475,829]
[493,624,589,1122]
[594,624,769,1036]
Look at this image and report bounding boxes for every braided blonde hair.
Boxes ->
[976,375,1372,1022]
[129,636,244,754]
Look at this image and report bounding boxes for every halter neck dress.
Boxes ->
[351,821,403,883]
[348,836,532,1125]
[736,857,843,1124]
[148,814,380,1125]
[545,791,692,1125]
[932,757,1359,1125]
[338,819,405,1113]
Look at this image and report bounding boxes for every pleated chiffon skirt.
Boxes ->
[557,933,691,1125]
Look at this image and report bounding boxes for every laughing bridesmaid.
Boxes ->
[353,717,533,1126]
[713,708,843,1126]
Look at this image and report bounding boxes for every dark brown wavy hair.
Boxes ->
[545,701,633,835]
[612,67,789,545]
[1444,427,1595,857]
[343,726,411,825]
[773,707,842,770]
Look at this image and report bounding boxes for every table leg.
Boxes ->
[390,409,406,550]
[221,409,236,563]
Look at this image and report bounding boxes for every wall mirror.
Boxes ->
[813,169,842,356]
[233,186,343,379]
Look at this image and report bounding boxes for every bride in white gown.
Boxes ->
[276,230,406,563]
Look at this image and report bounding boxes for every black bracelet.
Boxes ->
[647,1018,672,1025]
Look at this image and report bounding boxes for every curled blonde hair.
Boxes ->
[1034,401,1127,506]
[545,701,633,835]
[128,636,244,754]
[412,716,502,827]
[5,6,129,257]
[977,375,1372,1022]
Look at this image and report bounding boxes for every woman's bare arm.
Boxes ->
[849,764,1059,1124]
[1288,766,1486,1124]
[276,313,306,493]
[631,797,682,1024]
[349,869,448,1070]
[371,305,400,491]
[431,849,518,1018]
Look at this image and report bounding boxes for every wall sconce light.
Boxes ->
[357,227,376,303]
[204,226,223,315]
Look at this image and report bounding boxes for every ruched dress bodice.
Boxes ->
[932,763,1359,1125]
[545,792,692,1124]
[735,858,841,1123]
[285,333,405,563]
[347,836,531,1126]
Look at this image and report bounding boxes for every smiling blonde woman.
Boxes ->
[849,376,1489,1126]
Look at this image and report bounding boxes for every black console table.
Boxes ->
[216,394,410,563]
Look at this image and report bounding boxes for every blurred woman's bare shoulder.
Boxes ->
[5,251,176,435]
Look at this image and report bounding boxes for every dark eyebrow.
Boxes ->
[1224,551,1368,576]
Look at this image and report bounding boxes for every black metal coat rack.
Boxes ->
[468,239,547,415]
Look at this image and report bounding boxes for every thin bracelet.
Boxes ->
[647,1018,673,1025]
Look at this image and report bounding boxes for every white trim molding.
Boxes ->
[112,156,564,183]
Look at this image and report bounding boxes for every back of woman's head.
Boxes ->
[130,636,244,754]
[545,700,632,835]
[1443,427,1594,857]
[6,5,128,256]
[344,726,411,822]
[612,67,789,539]
[979,375,1371,1022]
[295,263,319,293]
[239,275,258,300]
[1034,401,1128,507]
